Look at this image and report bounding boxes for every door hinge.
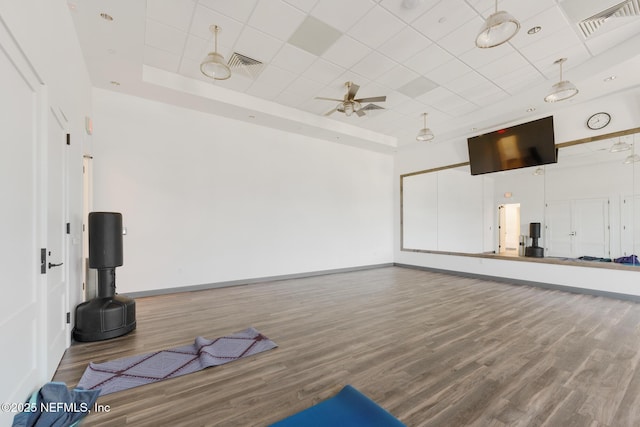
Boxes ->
[66,312,71,324]
[66,133,70,145]
[40,248,46,274]
[66,222,70,234]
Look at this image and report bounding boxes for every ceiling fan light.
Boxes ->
[544,80,578,102]
[416,127,434,142]
[200,52,231,80]
[344,102,354,116]
[476,10,520,48]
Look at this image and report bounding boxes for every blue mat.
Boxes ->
[269,385,406,427]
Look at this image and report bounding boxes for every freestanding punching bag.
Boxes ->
[73,212,136,341]
[524,222,544,258]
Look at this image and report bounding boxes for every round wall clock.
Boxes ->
[586,112,611,130]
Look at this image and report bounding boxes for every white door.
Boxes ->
[0,19,44,425]
[621,195,640,257]
[545,200,572,257]
[545,198,609,258]
[573,198,609,258]
[45,108,70,378]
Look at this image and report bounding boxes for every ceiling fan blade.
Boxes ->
[324,107,338,116]
[356,109,367,117]
[347,82,360,100]
[361,104,385,112]
[355,96,386,103]
[315,96,344,102]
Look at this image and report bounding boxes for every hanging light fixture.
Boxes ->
[544,58,578,102]
[200,25,231,80]
[475,0,520,48]
[624,139,640,164]
[416,113,434,142]
[610,137,631,153]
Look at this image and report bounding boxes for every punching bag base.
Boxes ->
[73,295,136,342]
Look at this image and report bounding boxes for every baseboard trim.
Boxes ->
[123,263,395,298]
[394,263,640,303]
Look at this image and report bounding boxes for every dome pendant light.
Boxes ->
[416,113,434,142]
[476,0,520,48]
[544,58,578,103]
[200,25,231,80]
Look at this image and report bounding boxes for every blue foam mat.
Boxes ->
[269,385,406,427]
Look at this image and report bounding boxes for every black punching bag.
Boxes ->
[89,212,123,298]
[525,222,544,258]
[74,212,136,342]
[89,212,123,269]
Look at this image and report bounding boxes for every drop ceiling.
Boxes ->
[68,0,640,153]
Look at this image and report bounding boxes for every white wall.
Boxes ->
[91,89,394,293]
[395,88,640,296]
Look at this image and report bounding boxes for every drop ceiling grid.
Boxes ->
[133,0,640,143]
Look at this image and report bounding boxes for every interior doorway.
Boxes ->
[498,203,521,255]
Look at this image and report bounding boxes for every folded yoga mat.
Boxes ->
[269,385,406,427]
[77,327,276,396]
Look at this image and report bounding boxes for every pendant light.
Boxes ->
[475,0,520,48]
[544,58,578,103]
[200,25,231,80]
[610,137,631,153]
[416,113,434,142]
[624,139,640,164]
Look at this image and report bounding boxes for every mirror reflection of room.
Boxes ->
[401,129,639,268]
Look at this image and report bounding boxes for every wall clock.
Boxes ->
[586,112,611,130]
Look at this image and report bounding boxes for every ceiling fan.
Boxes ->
[316,81,386,117]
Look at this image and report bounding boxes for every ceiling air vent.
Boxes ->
[227,52,264,79]
[578,0,640,38]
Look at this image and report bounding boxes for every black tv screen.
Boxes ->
[467,116,556,176]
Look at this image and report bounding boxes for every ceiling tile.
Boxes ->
[300,58,345,85]
[348,6,406,49]
[424,58,473,85]
[234,26,285,63]
[475,51,531,81]
[397,76,438,98]
[492,64,545,95]
[584,18,640,56]
[437,16,483,56]
[144,45,181,73]
[458,40,514,69]
[248,0,306,41]
[351,51,396,80]
[510,5,571,50]
[189,5,245,43]
[394,98,430,116]
[271,43,317,74]
[288,16,342,56]
[376,65,420,90]
[377,26,432,63]
[283,76,325,98]
[198,0,258,22]
[146,0,196,32]
[322,35,371,68]
[145,20,187,55]
[404,44,454,75]
[518,27,583,65]
[310,0,376,32]
[283,0,319,13]
[182,34,209,62]
[412,0,477,41]
[378,0,441,24]
[248,65,298,98]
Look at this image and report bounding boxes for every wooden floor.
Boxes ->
[54,266,640,426]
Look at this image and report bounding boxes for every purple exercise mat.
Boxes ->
[77,327,277,396]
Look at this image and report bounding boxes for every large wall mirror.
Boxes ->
[401,128,640,266]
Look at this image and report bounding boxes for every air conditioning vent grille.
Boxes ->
[228,52,265,79]
[578,0,640,38]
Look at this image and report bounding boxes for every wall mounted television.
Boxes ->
[467,116,557,176]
